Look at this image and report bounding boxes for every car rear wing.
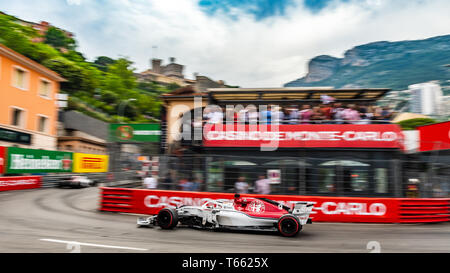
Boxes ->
[291,202,314,225]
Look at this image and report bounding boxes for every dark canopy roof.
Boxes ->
[207,87,390,105]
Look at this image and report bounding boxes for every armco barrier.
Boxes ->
[0,176,41,192]
[99,187,450,223]
[398,198,450,223]
[40,171,137,188]
[100,188,134,212]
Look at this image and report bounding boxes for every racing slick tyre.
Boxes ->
[157,208,179,229]
[277,214,302,237]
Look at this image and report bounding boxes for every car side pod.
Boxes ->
[277,214,301,237]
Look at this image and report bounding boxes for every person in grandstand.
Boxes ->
[235,176,249,194]
[254,175,271,195]
[143,173,157,189]
[259,105,272,124]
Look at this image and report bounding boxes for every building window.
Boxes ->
[11,108,24,127]
[65,145,73,151]
[13,67,28,90]
[37,116,48,133]
[39,79,51,97]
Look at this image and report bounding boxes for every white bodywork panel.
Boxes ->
[216,210,276,227]
[177,204,276,227]
[292,203,314,225]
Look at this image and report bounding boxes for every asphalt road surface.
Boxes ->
[0,187,449,253]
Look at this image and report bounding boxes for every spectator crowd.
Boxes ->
[203,103,394,125]
[174,175,272,194]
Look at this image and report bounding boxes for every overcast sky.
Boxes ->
[1,0,449,87]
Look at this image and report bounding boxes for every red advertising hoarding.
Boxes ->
[0,146,5,174]
[0,176,41,192]
[418,121,450,152]
[101,188,400,223]
[203,124,404,149]
[101,188,450,223]
[135,190,399,223]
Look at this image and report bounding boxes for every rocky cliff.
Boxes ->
[284,35,450,93]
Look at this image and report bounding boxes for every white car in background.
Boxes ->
[58,175,95,188]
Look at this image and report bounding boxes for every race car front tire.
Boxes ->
[277,214,301,237]
[157,208,179,229]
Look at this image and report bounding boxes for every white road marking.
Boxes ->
[39,238,148,251]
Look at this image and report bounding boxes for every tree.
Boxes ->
[93,56,116,71]
[0,12,165,123]
[0,14,59,63]
[44,26,76,50]
[106,58,137,90]
[42,57,97,94]
[167,82,181,91]
[64,50,86,62]
[396,118,438,130]
[122,104,138,119]
[101,90,119,104]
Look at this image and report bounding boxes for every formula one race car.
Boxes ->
[58,175,95,188]
[137,194,314,237]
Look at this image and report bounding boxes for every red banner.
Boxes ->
[103,189,400,223]
[203,124,404,149]
[418,121,450,152]
[0,146,5,174]
[101,188,450,223]
[0,176,41,192]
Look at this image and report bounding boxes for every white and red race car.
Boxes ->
[137,194,314,237]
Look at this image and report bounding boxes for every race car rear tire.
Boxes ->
[157,208,178,229]
[277,214,301,237]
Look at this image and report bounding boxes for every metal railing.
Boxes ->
[151,154,449,198]
[199,119,393,125]
[40,171,141,188]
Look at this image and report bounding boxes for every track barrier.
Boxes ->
[99,187,450,223]
[398,199,450,223]
[0,176,41,192]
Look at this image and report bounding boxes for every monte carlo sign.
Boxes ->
[109,124,161,143]
[203,124,405,149]
[6,147,73,174]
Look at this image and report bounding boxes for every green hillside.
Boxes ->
[0,12,174,123]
